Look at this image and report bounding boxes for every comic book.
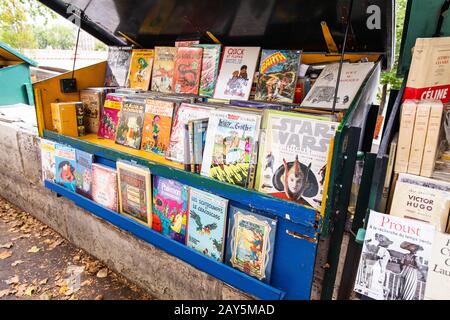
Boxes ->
[127,49,154,90]
[255,50,301,103]
[40,138,56,182]
[225,206,277,283]
[75,149,94,199]
[55,143,77,192]
[201,109,262,187]
[151,47,177,93]
[92,163,118,211]
[187,187,228,261]
[80,89,103,134]
[104,46,133,87]
[140,99,175,156]
[173,47,203,94]
[193,44,221,97]
[115,98,145,149]
[97,93,123,140]
[192,118,209,173]
[152,176,189,244]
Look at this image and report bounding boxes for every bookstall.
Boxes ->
[33,0,395,300]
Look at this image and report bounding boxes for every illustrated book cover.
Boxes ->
[172,46,203,94]
[151,47,177,93]
[97,93,123,140]
[55,143,77,192]
[127,49,154,90]
[192,118,209,173]
[115,98,145,149]
[75,149,94,199]
[424,231,450,300]
[193,44,221,97]
[92,163,118,212]
[104,46,133,87]
[40,138,56,182]
[80,89,103,134]
[175,40,200,47]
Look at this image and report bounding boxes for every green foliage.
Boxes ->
[34,25,76,49]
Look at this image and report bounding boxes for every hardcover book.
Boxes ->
[92,163,118,211]
[394,100,418,173]
[40,138,56,182]
[424,231,450,300]
[115,98,145,149]
[55,144,77,192]
[104,46,133,87]
[213,47,261,101]
[75,149,94,199]
[255,49,301,103]
[98,93,123,140]
[225,206,277,283]
[173,47,203,94]
[255,110,338,210]
[51,102,80,137]
[420,100,444,177]
[407,101,431,175]
[201,109,262,188]
[354,210,435,300]
[127,49,154,90]
[152,176,189,244]
[151,47,177,93]
[117,161,152,226]
[187,187,229,261]
[140,99,175,156]
[192,118,209,173]
[80,89,103,134]
[193,44,221,97]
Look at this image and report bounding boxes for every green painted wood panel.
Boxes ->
[0,63,34,106]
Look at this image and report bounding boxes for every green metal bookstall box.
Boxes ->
[34,0,396,300]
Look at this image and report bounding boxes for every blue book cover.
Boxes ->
[55,144,77,192]
[225,205,277,283]
[75,149,94,198]
[187,187,228,261]
[192,118,208,173]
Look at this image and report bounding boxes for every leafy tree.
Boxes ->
[34,25,76,49]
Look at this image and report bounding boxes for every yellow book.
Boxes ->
[320,136,335,220]
[407,100,431,175]
[420,100,444,177]
[50,102,79,137]
[128,49,154,90]
[394,100,417,173]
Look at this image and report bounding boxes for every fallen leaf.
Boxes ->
[15,284,28,296]
[39,226,48,231]
[40,292,52,300]
[39,278,48,285]
[95,294,103,300]
[11,260,24,266]
[25,286,38,296]
[0,242,13,249]
[11,234,31,240]
[80,279,92,287]
[5,275,19,285]
[59,284,73,296]
[73,255,80,261]
[47,239,64,250]
[0,289,16,298]
[68,294,78,300]
[96,268,108,278]
[0,250,12,259]
[27,246,40,253]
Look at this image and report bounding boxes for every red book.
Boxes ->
[172,47,203,94]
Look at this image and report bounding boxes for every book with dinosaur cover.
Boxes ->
[201,109,262,187]
[40,138,56,182]
[127,49,154,90]
[117,161,152,226]
[300,62,374,110]
[92,163,118,211]
[187,187,228,261]
[354,210,435,300]
[255,110,338,210]
[193,44,221,97]
[80,89,103,134]
[55,144,77,192]
[104,46,133,87]
[151,47,177,93]
[255,50,301,103]
[214,47,261,101]
[424,231,450,300]
[152,176,188,244]
[225,206,277,283]
[75,149,94,199]
[115,98,145,149]
[98,93,123,140]
[51,102,80,137]
[192,118,209,173]
[173,47,203,94]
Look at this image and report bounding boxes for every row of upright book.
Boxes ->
[40,139,278,284]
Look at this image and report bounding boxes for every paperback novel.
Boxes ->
[424,231,450,300]
[98,93,123,140]
[151,47,177,93]
[40,138,56,182]
[80,89,103,134]
[128,49,154,90]
[173,47,203,94]
[92,163,118,211]
[115,98,145,149]
[55,144,77,192]
[75,149,94,199]
[193,44,221,97]
[104,46,133,87]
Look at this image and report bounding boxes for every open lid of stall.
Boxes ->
[38,0,395,69]
[0,41,38,66]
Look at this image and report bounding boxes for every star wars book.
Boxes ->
[80,89,103,134]
[40,138,56,182]
[354,210,435,300]
[193,44,221,97]
[151,47,177,93]
[104,46,133,87]
[92,163,118,211]
[55,144,77,192]
[117,161,152,226]
[300,62,374,110]
[75,149,94,199]
[152,176,189,244]
[225,206,277,283]
[98,93,123,140]
[127,49,154,90]
[115,98,145,149]
[255,50,301,103]
[201,109,262,187]
[173,46,203,94]
[213,47,261,101]
[140,99,175,156]
[255,110,338,210]
[424,231,450,300]
[187,187,228,261]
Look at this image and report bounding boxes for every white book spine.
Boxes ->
[394,100,417,173]
[407,101,431,175]
[420,101,444,177]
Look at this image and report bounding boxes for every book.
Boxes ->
[97,93,123,140]
[55,144,77,192]
[175,40,200,47]
[193,44,221,97]
[201,109,262,187]
[115,98,145,149]
[80,89,103,134]
[151,47,177,93]
[92,163,118,211]
[424,231,450,300]
[40,138,56,182]
[213,47,261,101]
[192,118,209,173]
[390,173,450,233]
[172,47,203,94]
[403,37,450,104]
[166,103,214,163]
[407,101,432,175]
[104,46,133,87]
[75,149,94,199]
[183,124,192,172]
[117,161,152,226]
[51,102,80,137]
[152,176,189,244]
[354,210,435,300]
[420,101,444,177]
[379,133,398,213]
[187,187,229,261]
[188,121,195,172]
[394,100,418,173]
[300,62,374,110]
[225,206,277,283]
[127,49,154,90]
[255,110,338,210]
[255,50,301,103]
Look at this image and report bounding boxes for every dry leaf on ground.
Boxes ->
[5,275,19,285]
[40,291,52,300]
[47,239,64,250]
[0,242,13,249]
[96,268,108,278]
[11,260,24,266]
[27,246,40,253]
[0,289,16,298]
[25,286,38,296]
[0,250,12,259]
[39,278,48,285]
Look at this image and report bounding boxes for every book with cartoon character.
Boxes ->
[40,138,56,182]
[92,163,118,211]
[255,110,338,210]
[98,93,123,140]
[55,143,77,192]
[127,49,154,90]
[75,149,94,199]
[80,89,103,134]
[225,206,277,283]
[115,98,145,149]
[255,50,301,103]
[187,187,228,261]
[172,46,203,94]
[152,176,188,244]
[104,46,133,87]
[213,47,261,101]
[151,47,177,93]
[193,44,221,97]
